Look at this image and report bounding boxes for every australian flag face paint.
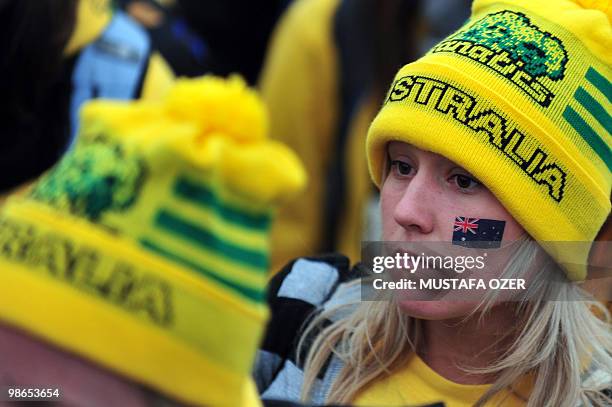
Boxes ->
[452,217,506,248]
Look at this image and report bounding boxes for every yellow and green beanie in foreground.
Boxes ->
[367,0,611,281]
[0,76,306,406]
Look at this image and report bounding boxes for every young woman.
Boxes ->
[256,0,612,405]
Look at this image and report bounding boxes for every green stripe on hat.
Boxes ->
[140,238,265,302]
[574,87,612,135]
[562,106,612,172]
[586,67,612,103]
[174,178,271,230]
[155,210,269,270]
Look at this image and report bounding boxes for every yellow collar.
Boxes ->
[64,0,113,55]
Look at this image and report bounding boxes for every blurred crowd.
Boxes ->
[0,0,471,267]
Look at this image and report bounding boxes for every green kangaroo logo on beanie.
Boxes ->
[457,11,567,80]
[432,11,568,107]
[32,136,146,222]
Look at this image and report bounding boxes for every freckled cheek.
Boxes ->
[380,186,401,239]
[465,209,525,242]
[436,201,467,239]
[501,218,525,241]
[381,217,398,240]
[474,200,526,241]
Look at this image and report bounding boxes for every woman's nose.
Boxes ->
[392,173,436,235]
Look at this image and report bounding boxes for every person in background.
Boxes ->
[260,0,471,272]
[117,0,212,77]
[0,0,174,196]
[0,76,306,406]
[177,0,294,85]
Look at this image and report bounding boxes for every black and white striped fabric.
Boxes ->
[255,254,362,405]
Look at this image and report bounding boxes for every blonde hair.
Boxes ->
[298,239,612,406]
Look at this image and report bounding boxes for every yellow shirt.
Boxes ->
[354,356,530,407]
[260,0,377,271]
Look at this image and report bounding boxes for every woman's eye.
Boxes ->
[391,160,413,176]
[452,174,481,190]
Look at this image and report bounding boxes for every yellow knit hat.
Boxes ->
[0,76,306,406]
[367,0,611,281]
[64,0,113,55]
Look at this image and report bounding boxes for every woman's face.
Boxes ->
[380,141,526,319]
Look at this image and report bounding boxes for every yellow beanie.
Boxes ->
[64,0,113,55]
[367,0,611,281]
[0,76,306,406]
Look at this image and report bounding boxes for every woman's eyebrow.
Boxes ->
[446,163,472,173]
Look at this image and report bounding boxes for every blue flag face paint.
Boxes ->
[452,217,506,248]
